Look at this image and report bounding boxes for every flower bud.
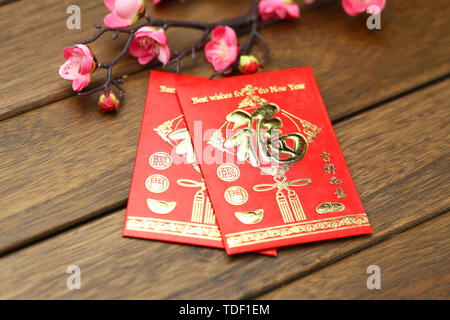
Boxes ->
[98,88,120,112]
[239,55,260,74]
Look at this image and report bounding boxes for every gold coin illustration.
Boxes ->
[316,202,345,214]
[234,209,264,224]
[147,198,176,214]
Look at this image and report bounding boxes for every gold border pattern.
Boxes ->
[126,216,222,241]
[225,214,370,248]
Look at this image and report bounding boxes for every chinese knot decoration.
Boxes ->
[59,0,386,112]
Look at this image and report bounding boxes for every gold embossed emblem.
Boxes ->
[224,186,248,205]
[223,103,309,167]
[145,174,169,193]
[207,85,321,223]
[217,163,240,182]
[149,152,172,170]
[316,202,345,214]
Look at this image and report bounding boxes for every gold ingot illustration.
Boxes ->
[234,209,264,224]
[147,198,177,214]
[316,202,345,214]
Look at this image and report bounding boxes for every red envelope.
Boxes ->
[122,71,276,256]
[176,67,373,255]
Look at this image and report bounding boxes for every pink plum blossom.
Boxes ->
[104,0,145,28]
[153,0,162,3]
[342,0,386,16]
[258,0,300,21]
[205,26,239,72]
[59,44,97,91]
[129,26,171,65]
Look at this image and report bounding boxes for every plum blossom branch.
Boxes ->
[58,0,386,112]
[78,30,136,97]
[168,29,211,73]
[74,0,266,107]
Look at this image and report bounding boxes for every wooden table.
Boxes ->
[0,0,448,299]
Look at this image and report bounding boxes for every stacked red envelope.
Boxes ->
[123,67,372,256]
[122,71,276,256]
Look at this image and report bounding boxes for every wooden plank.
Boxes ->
[0,72,149,254]
[0,0,449,120]
[0,79,448,299]
[1,1,450,256]
[260,212,450,299]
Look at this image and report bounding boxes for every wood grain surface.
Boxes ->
[0,0,448,300]
[1,0,450,256]
[260,212,450,299]
[0,79,448,299]
[0,0,448,121]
